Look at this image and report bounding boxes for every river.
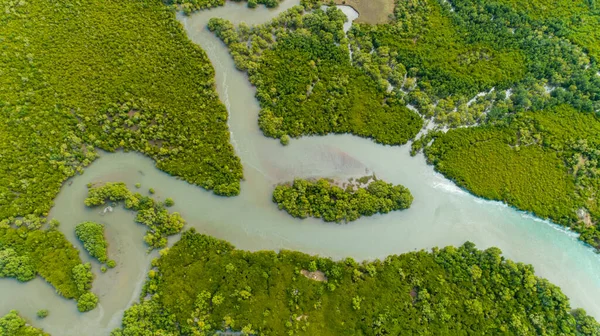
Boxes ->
[0,1,599,335]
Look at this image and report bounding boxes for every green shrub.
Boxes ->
[36,310,48,319]
[77,292,99,313]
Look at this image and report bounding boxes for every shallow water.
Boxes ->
[1,1,600,334]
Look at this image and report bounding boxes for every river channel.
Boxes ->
[0,1,599,335]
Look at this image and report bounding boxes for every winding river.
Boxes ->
[1,1,599,335]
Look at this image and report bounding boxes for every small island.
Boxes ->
[272,177,413,222]
[75,222,109,264]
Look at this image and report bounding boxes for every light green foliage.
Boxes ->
[75,222,109,264]
[167,0,281,14]
[36,310,48,319]
[273,178,413,222]
[0,225,93,302]
[107,260,117,269]
[0,248,36,282]
[0,310,49,336]
[424,105,600,249]
[77,292,99,313]
[113,230,600,335]
[209,6,423,145]
[149,188,156,195]
[0,0,243,221]
[72,263,94,294]
[85,183,185,249]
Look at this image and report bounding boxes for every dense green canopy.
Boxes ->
[112,229,600,335]
[0,311,49,336]
[75,221,110,264]
[209,6,423,145]
[0,222,96,311]
[0,0,242,221]
[273,178,413,222]
[420,105,600,250]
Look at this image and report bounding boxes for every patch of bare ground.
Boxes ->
[333,0,395,24]
[301,269,328,282]
[295,314,309,321]
[577,208,594,227]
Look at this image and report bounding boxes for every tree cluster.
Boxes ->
[166,0,282,15]
[75,221,111,265]
[421,105,600,250]
[112,229,600,335]
[0,222,97,311]
[85,182,185,249]
[272,178,413,223]
[0,310,49,336]
[209,6,423,146]
[0,0,243,222]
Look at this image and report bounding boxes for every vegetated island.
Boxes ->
[84,182,185,250]
[75,221,116,268]
[0,0,243,223]
[272,176,413,222]
[0,217,98,312]
[0,310,49,336]
[112,229,600,335]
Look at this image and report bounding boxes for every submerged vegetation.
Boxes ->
[75,221,111,265]
[85,182,185,249]
[0,310,49,336]
[0,0,242,221]
[113,229,600,335]
[273,177,413,222]
[0,220,97,311]
[209,6,423,146]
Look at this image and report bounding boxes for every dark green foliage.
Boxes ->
[113,230,600,335]
[351,0,525,98]
[0,224,96,308]
[77,292,99,313]
[423,105,600,249]
[164,198,175,207]
[273,178,413,222]
[85,183,185,249]
[0,311,49,336]
[209,6,423,145]
[487,0,600,60]
[0,0,243,221]
[345,0,600,128]
[75,222,109,264]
